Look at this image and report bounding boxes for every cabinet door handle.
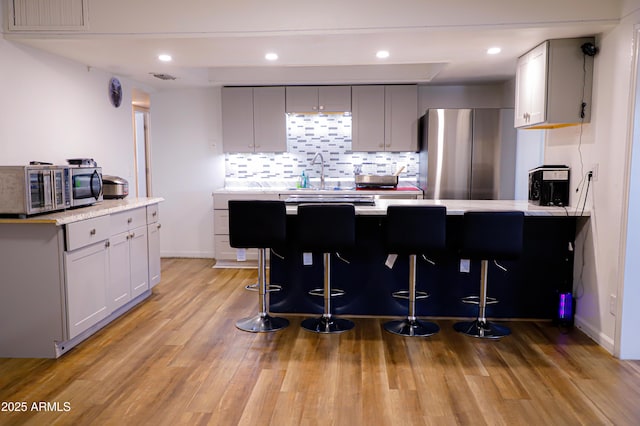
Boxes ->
[127,218,133,224]
[90,229,96,236]
[157,224,162,229]
[130,232,135,238]
[319,105,324,111]
[152,212,157,217]
[105,241,110,248]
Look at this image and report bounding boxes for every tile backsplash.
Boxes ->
[225,113,419,185]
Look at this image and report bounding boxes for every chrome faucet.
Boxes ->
[311,152,325,190]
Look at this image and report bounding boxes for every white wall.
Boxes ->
[543,4,640,356]
[149,88,224,258]
[0,38,145,182]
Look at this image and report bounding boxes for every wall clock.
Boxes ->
[109,77,122,108]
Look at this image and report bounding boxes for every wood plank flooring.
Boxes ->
[1,258,640,425]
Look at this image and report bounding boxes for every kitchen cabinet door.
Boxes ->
[108,232,131,311]
[65,240,109,339]
[253,86,286,152]
[148,222,161,288]
[129,225,149,299]
[222,87,254,153]
[384,85,418,152]
[285,86,351,113]
[514,42,547,128]
[351,85,386,151]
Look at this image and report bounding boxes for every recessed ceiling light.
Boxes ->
[487,47,502,55]
[158,54,173,62]
[265,52,278,61]
[376,50,390,59]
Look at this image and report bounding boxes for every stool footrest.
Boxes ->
[392,290,429,300]
[309,288,346,298]
[461,296,499,305]
[244,283,282,292]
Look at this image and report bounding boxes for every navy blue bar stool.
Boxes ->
[383,205,447,337]
[228,200,290,333]
[453,211,524,339]
[297,204,356,334]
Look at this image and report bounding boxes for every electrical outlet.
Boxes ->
[460,259,470,273]
[610,294,617,315]
[590,163,599,182]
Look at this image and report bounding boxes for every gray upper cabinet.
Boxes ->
[352,85,418,152]
[515,37,594,129]
[286,86,351,113]
[222,86,286,153]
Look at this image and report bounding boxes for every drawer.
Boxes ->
[111,208,147,235]
[66,215,111,251]
[213,210,229,235]
[147,204,160,224]
[213,192,279,209]
[214,236,260,261]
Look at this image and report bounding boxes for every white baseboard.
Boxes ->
[574,314,615,355]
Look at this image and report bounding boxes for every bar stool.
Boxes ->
[453,211,524,339]
[228,200,290,333]
[383,205,446,337]
[297,204,356,334]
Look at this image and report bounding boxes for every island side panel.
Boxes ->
[270,215,577,319]
[0,223,66,358]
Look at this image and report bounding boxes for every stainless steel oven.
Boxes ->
[69,166,103,207]
[0,165,71,216]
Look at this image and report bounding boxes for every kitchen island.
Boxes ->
[0,198,163,358]
[267,199,587,320]
[213,183,423,265]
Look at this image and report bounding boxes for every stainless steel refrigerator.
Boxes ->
[418,108,517,200]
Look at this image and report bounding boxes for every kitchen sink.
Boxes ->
[284,194,375,205]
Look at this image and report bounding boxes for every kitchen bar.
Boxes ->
[266,199,586,320]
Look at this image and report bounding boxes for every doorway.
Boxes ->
[132,89,151,197]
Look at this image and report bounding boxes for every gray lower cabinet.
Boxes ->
[108,207,149,311]
[0,201,161,358]
[64,239,110,340]
[147,204,161,287]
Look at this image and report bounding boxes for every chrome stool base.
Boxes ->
[235,314,290,333]
[453,319,510,339]
[383,318,439,337]
[301,316,354,334]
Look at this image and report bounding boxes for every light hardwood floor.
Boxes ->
[1,258,640,425]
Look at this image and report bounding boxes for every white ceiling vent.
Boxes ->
[8,0,88,31]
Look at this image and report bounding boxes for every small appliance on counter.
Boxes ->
[102,175,129,199]
[528,165,570,206]
[355,174,398,189]
[66,158,103,207]
[0,164,71,216]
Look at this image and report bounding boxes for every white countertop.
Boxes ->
[0,197,164,225]
[286,199,589,217]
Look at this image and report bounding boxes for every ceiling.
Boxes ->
[1,0,622,90]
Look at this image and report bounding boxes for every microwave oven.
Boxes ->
[528,165,570,206]
[69,166,103,207]
[0,165,71,216]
